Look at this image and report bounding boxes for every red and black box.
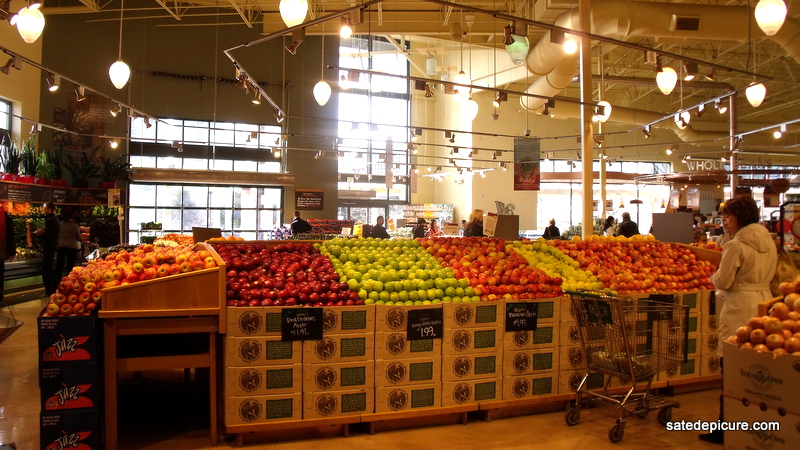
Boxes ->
[40,409,99,450]
[40,362,99,412]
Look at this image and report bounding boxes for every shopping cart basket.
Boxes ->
[563,290,690,443]
[0,300,23,347]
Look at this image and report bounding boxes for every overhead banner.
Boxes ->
[513,138,541,191]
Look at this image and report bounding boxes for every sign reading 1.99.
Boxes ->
[281,308,323,341]
[407,308,443,340]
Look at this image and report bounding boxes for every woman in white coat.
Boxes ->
[701,196,776,444]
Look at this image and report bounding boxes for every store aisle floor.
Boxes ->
[1,298,723,450]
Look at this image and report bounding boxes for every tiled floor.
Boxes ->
[1,297,724,449]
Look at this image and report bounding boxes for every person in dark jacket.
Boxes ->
[412,218,427,238]
[464,209,484,237]
[290,210,313,235]
[369,216,391,239]
[0,209,17,301]
[55,208,82,279]
[615,212,640,238]
[542,218,560,239]
[36,202,60,296]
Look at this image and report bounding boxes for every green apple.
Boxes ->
[358,289,368,300]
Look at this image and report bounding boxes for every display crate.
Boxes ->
[40,408,99,450]
[375,304,443,333]
[723,398,800,450]
[441,378,500,407]
[502,296,561,325]
[559,321,580,347]
[321,305,375,335]
[558,345,588,372]
[38,311,98,364]
[503,348,558,376]
[374,332,442,360]
[375,357,441,387]
[502,373,556,401]
[304,389,374,419]
[443,327,501,354]
[700,353,722,377]
[303,333,375,364]
[375,383,442,413]
[502,325,558,351]
[226,306,295,337]
[40,362,99,412]
[722,341,800,415]
[225,336,303,366]
[443,302,501,328]
[441,353,501,382]
[699,332,719,355]
[303,360,375,391]
[557,370,605,395]
[225,364,303,397]
[657,355,700,382]
[225,393,302,425]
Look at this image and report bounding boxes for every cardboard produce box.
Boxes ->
[38,312,98,364]
[304,360,375,391]
[443,302,500,328]
[442,353,501,382]
[560,321,581,347]
[558,345,588,372]
[558,370,605,394]
[443,326,500,354]
[225,336,302,366]
[502,373,556,400]
[503,348,558,376]
[40,409,99,450]
[374,332,442,360]
[375,304,443,333]
[699,332,720,355]
[441,378,500,407]
[226,306,291,337]
[503,297,560,325]
[375,357,441,387]
[304,389,374,418]
[679,291,702,314]
[502,325,558,351]
[225,364,303,397]
[303,333,375,364]
[722,341,800,414]
[375,383,441,413]
[321,305,375,335]
[700,353,722,377]
[703,314,718,333]
[40,362,98,412]
[225,393,302,425]
[657,355,700,382]
[723,397,800,450]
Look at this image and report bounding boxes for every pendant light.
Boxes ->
[108,0,130,90]
[746,81,766,107]
[313,21,331,106]
[754,0,787,36]
[279,0,308,28]
[656,66,677,95]
[504,23,529,66]
[594,100,612,123]
[10,2,45,44]
[452,27,470,98]
[463,92,479,122]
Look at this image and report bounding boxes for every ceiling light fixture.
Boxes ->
[339,16,353,38]
[746,81,766,107]
[285,28,305,55]
[504,22,529,65]
[109,0,131,90]
[110,103,122,117]
[275,111,285,123]
[313,22,331,106]
[45,73,59,92]
[0,57,18,75]
[74,85,86,102]
[665,147,674,155]
[143,116,152,128]
[656,65,678,95]
[491,111,499,121]
[696,102,707,118]
[279,0,308,28]
[683,61,698,81]
[493,91,507,108]
[424,83,434,98]
[755,0,787,36]
[715,99,728,114]
[643,125,652,139]
[252,90,261,104]
[463,93,479,121]
[425,52,437,76]
[110,140,118,149]
[10,1,45,44]
[773,124,786,138]
[592,100,612,122]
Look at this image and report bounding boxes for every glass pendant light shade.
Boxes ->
[746,82,766,107]
[755,0,787,36]
[314,80,332,106]
[280,0,309,28]
[109,60,131,89]
[505,35,530,66]
[11,5,45,44]
[463,96,479,122]
[674,111,691,130]
[596,100,612,123]
[452,70,470,96]
[656,67,677,95]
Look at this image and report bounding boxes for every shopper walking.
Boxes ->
[412,218,427,238]
[0,208,16,301]
[603,216,616,236]
[614,212,639,238]
[426,219,444,237]
[35,202,59,296]
[55,208,82,280]
[542,219,560,239]
[464,209,485,237]
[369,216,391,239]
[290,211,312,235]
[700,196,777,444]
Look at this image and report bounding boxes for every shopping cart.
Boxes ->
[563,290,689,443]
[0,299,23,347]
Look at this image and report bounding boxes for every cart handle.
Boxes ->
[564,290,604,299]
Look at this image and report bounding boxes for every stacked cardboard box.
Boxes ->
[502,297,559,400]
[303,306,375,419]
[441,302,502,406]
[374,304,443,413]
[658,292,701,382]
[38,312,100,450]
[557,297,605,394]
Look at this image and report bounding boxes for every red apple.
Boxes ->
[45,302,60,316]
[91,291,103,302]
[78,292,91,305]
[53,292,67,306]
[83,282,97,293]
[59,303,73,316]
[72,303,87,315]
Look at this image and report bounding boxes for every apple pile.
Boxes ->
[418,237,563,301]
[320,238,465,305]
[212,242,361,308]
[509,240,604,292]
[550,236,716,294]
[725,302,800,355]
[42,244,218,317]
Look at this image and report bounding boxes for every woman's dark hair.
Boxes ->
[603,216,614,230]
[720,197,760,227]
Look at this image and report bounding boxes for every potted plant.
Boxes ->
[18,137,38,184]
[44,146,66,187]
[0,136,21,181]
[100,154,135,188]
[35,152,58,185]
[63,152,100,188]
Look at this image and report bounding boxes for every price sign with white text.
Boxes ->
[505,303,539,332]
[281,308,323,341]
[407,308,443,340]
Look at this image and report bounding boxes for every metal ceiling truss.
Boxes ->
[154,0,189,21]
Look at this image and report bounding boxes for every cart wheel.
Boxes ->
[657,407,673,426]
[636,409,649,419]
[608,420,625,443]
[565,405,580,426]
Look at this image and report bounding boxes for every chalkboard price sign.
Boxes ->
[281,308,323,341]
[505,303,539,332]
[407,308,443,340]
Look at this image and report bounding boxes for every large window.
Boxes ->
[127,184,283,243]
[0,99,10,141]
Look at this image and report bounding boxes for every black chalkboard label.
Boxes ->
[407,308,443,341]
[281,308,323,341]
[585,300,613,325]
[505,303,539,332]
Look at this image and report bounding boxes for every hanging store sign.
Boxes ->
[513,138,541,191]
[0,181,108,205]
[295,189,324,210]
